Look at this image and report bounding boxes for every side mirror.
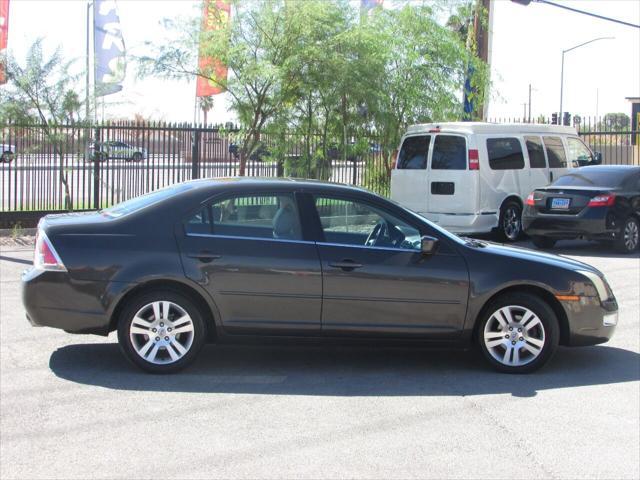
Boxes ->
[591,152,602,165]
[421,235,439,255]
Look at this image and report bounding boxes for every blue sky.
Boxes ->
[5,0,640,123]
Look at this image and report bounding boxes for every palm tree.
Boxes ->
[199,96,214,125]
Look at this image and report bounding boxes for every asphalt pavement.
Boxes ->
[0,240,638,479]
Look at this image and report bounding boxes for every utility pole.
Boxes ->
[528,84,532,123]
[522,103,527,121]
[85,1,93,122]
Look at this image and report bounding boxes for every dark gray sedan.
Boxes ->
[22,178,618,373]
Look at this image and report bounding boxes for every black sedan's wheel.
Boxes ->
[478,293,559,373]
[497,201,522,242]
[132,152,143,162]
[531,236,556,250]
[614,216,639,254]
[117,290,206,373]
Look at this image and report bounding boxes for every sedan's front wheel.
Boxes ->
[478,293,559,373]
[117,290,207,373]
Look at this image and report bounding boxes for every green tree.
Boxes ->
[602,112,630,131]
[0,39,85,210]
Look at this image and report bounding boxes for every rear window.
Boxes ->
[102,183,196,218]
[552,169,634,188]
[525,136,546,168]
[487,137,524,170]
[543,136,567,168]
[397,135,430,169]
[431,135,466,170]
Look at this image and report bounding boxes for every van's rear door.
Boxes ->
[390,135,432,214]
[427,134,477,215]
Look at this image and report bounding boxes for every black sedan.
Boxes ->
[523,165,640,253]
[22,178,618,374]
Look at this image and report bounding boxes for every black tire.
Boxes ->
[132,152,143,162]
[531,236,556,250]
[477,292,559,374]
[496,200,523,242]
[614,216,640,254]
[117,290,207,373]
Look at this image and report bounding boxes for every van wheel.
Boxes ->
[531,236,556,249]
[497,201,522,242]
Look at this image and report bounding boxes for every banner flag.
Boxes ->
[196,0,231,97]
[0,0,9,85]
[94,0,126,97]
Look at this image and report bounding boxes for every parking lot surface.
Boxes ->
[1,240,638,479]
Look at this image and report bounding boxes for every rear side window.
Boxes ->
[543,137,567,168]
[552,169,636,189]
[431,135,466,170]
[486,137,524,170]
[397,135,430,169]
[525,136,546,168]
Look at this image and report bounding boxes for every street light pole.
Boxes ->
[559,36,614,121]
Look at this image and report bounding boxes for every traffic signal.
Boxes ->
[563,112,571,126]
[551,113,558,125]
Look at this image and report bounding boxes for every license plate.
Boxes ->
[551,198,571,209]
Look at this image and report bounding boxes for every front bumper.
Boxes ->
[523,206,616,240]
[561,296,618,346]
[22,268,131,336]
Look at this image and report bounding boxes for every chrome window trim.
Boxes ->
[317,241,420,254]
[185,232,315,245]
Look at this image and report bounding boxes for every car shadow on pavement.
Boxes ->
[514,239,640,259]
[49,343,640,398]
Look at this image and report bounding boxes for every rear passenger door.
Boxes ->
[427,134,474,214]
[390,135,432,215]
[524,136,551,190]
[542,136,569,182]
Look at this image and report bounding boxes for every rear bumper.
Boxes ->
[22,268,132,336]
[562,296,618,346]
[421,212,498,234]
[523,206,616,239]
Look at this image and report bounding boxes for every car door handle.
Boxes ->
[186,251,221,263]
[328,260,363,271]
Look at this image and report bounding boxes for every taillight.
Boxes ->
[526,193,535,206]
[588,193,616,207]
[468,149,479,170]
[34,230,67,271]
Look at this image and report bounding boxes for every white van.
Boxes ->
[390,122,600,241]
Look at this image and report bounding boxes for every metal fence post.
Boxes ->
[93,126,101,210]
[191,129,201,180]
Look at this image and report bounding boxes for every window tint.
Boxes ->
[102,183,197,218]
[525,136,546,168]
[397,135,430,169]
[431,135,466,170]
[552,169,636,189]
[185,194,302,240]
[543,136,567,168]
[566,137,593,167]
[315,196,421,251]
[487,137,524,170]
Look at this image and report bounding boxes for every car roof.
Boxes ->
[405,122,577,136]
[178,176,375,195]
[575,165,640,173]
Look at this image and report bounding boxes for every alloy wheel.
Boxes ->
[502,206,521,241]
[623,219,639,251]
[129,300,195,365]
[483,305,546,367]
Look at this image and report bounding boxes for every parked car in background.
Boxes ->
[23,178,618,375]
[88,141,147,162]
[523,165,640,253]
[390,122,602,242]
[1,143,16,163]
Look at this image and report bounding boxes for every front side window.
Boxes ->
[397,135,430,169]
[543,136,568,168]
[524,136,546,168]
[314,196,421,251]
[185,193,302,240]
[431,135,467,170]
[487,137,525,170]
[566,137,593,167]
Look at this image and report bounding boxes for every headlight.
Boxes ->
[578,270,609,302]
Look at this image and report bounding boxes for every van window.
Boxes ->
[431,135,466,170]
[524,136,546,168]
[566,137,593,167]
[543,137,567,168]
[397,135,430,169]
[486,138,524,170]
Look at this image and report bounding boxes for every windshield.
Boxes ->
[102,183,197,218]
[552,169,632,189]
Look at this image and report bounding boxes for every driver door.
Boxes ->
[312,194,469,338]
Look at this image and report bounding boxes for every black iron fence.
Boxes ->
[1,117,637,216]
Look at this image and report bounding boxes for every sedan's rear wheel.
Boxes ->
[117,290,206,373]
[614,216,639,254]
[478,293,559,373]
